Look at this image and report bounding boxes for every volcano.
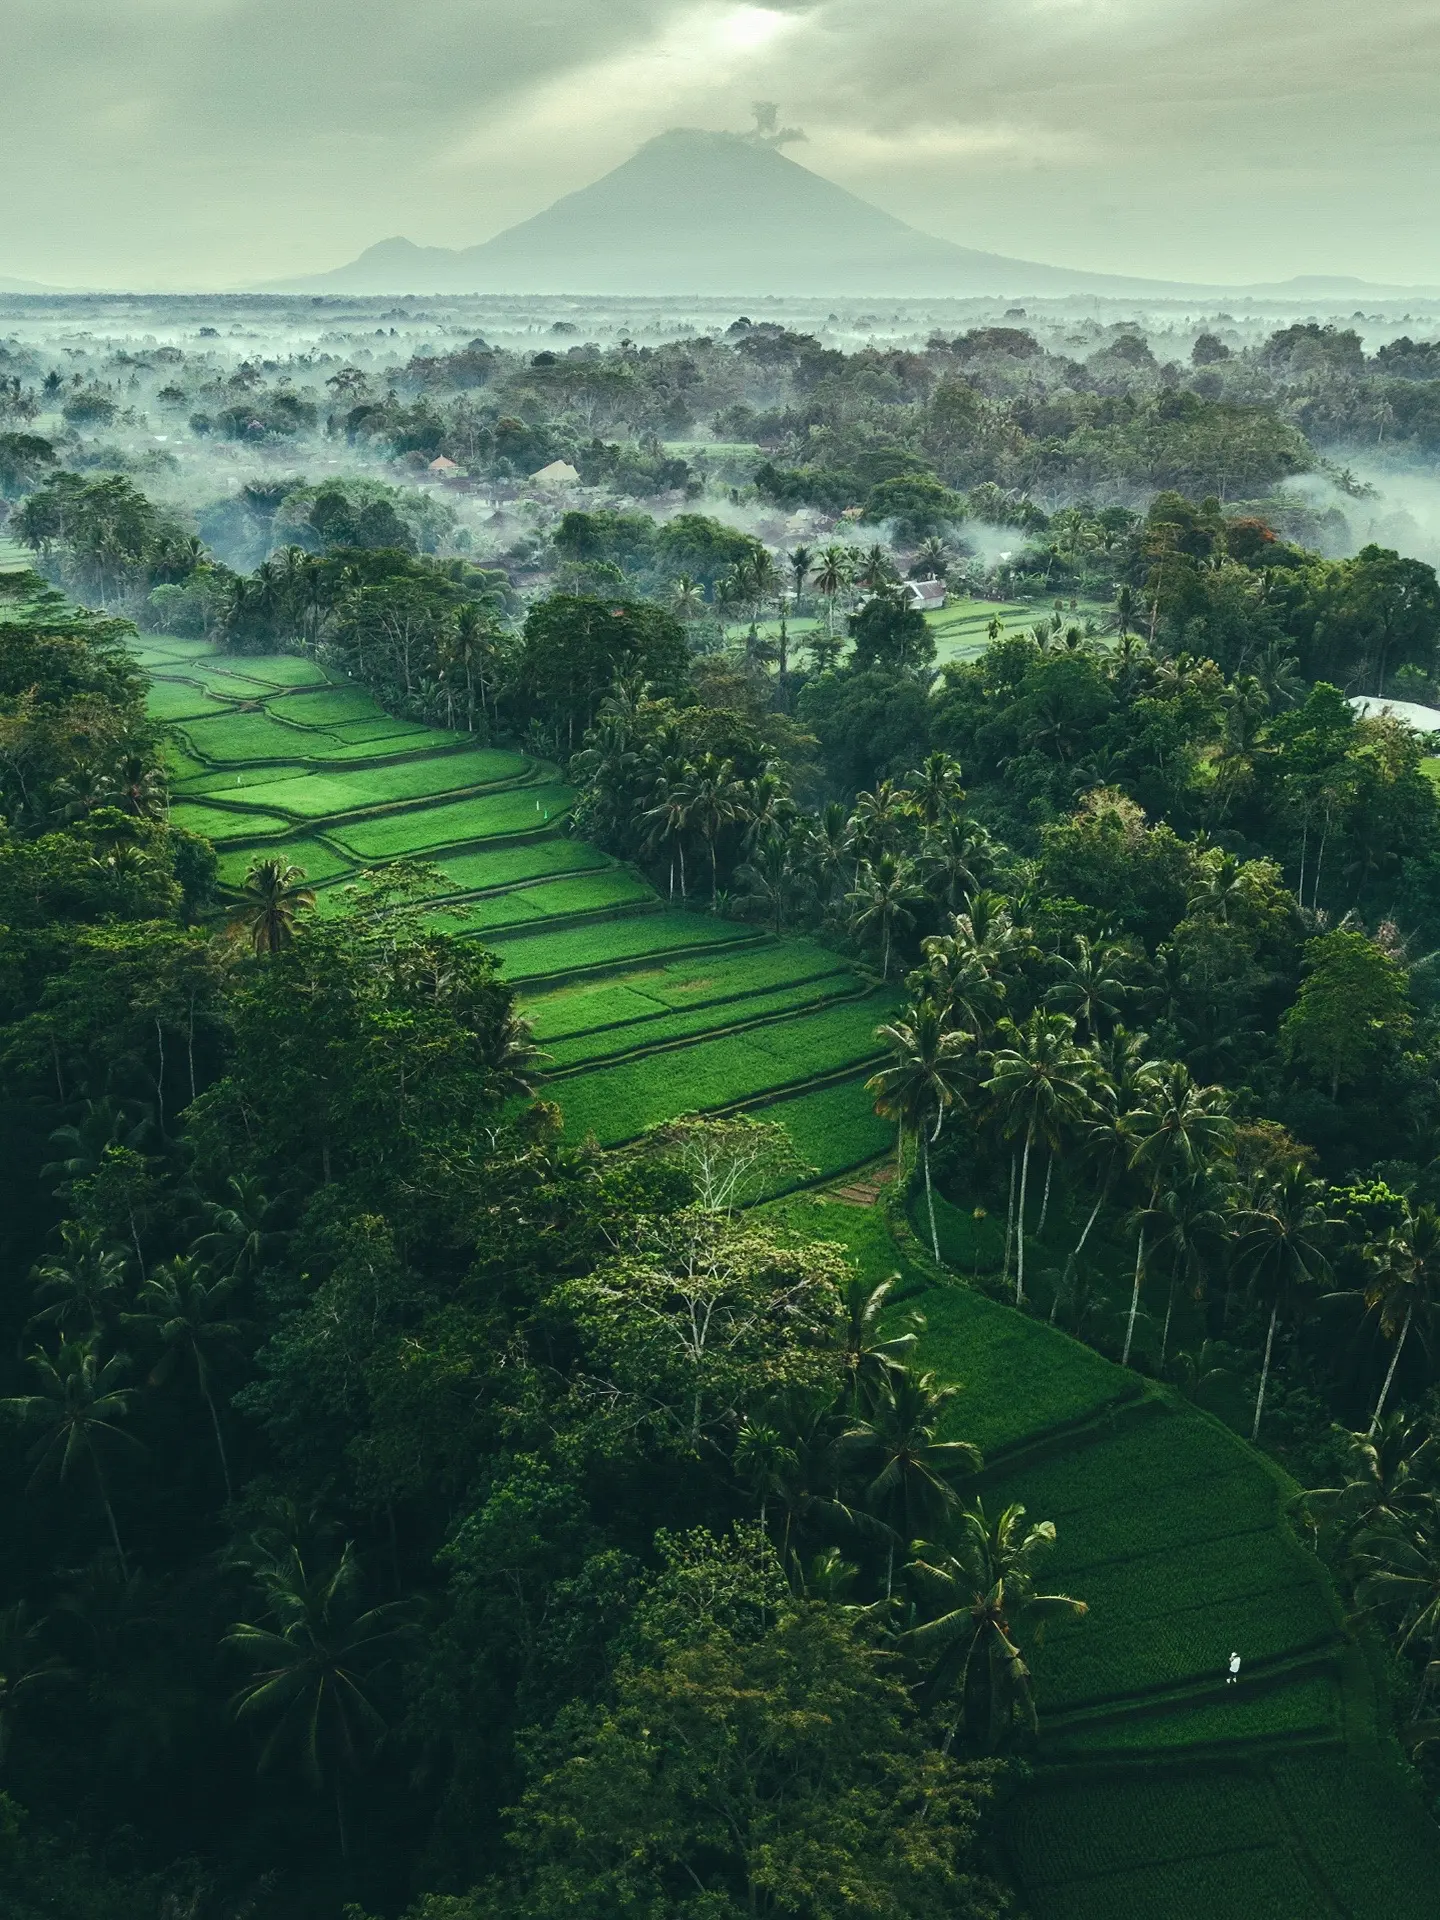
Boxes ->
[274,129,1182,298]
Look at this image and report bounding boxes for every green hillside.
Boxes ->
[141,634,1440,1916]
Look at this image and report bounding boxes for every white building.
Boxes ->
[1348,695,1440,735]
[902,578,947,613]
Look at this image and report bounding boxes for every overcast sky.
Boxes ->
[3,0,1437,290]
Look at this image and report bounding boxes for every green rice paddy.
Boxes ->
[139,638,902,1184]
[781,1186,1440,1917]
[329,782,573,856]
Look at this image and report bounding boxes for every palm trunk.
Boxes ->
[1160,1277,1176,1367]
[1252,1301,1279,1442]
[1015,1121,1034,1305]
[1002,1154,1017,1292]
[202,1380,234,1503]
[1123,1229,1146,1366]
[94,1458,127,1575]
[1038,1154,1054,1235]
[1066,1181,1108,1283]
[1370,1304,1413,1435]
[923,1131,940,1265]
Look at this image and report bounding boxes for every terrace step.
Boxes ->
[711,1054,891,1120]
[501,928,769,988]
[540,983,874,1080]
[176,766,548,828]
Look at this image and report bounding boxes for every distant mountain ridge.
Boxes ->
[267,129,1194,298]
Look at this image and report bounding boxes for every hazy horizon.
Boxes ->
[4,0,1438,291]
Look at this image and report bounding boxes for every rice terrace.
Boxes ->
[121,616,1440,1915]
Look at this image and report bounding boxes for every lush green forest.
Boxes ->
[8,302,1440,1917]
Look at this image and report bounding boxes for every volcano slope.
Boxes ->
[138,633,897,1178]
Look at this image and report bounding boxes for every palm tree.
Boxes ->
[910,933,1004,1045]
[669,573,706,621]
[867,1004,972,1262]
[984,1013,1096,1305]
[741,768,795,852]
[1357,1204,1440,1435]
[1058,1073,1137,1296]
[839,1274,923,1413]
[100,751,168,820]
[855,544,897,593]
[192,1173,285,1281]
[786,544,814,613]
[678,753,746,909]
[1119,1063,1234,1365]
[912,535,950,580]
[946,889,1036,999]
[1299,1413,1440,1559]
[445,600,507,732]
[904,1501,1087,1752]
[840,1371,981,1593]
[846,851,923,981]
[811,544,854,643]
[921,817,997,914]
[641,758,695,901]
[122,1256,242,1501]
[1140,1172,1228,1370]
[489,1006,550,1097]
[28,1223,128,1340]
[0,1339,141,1572]
[42,1101,155,1270]
[226,1543,415,1863]
[850,778,909,858]
[1234,1166,1330,1441]
[782,545,812,686]
[1044,935,1135,1042]
[736,831,805,935]
[229,860,316,956]
[733,1419,800,1535]
[1353,1504,1440,1712]
[1114,583,1136,639]
[906,751,966,830]
[0,1602,73,1764]
[809,800,854,911]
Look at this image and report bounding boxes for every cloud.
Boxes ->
[440,4,806,172]
[0,0,1437,285]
